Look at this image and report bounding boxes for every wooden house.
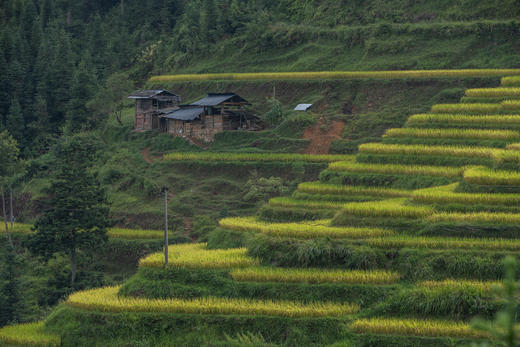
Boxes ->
[128,90,181,131]
[159,93,260,141]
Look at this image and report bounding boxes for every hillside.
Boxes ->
[5,73,520,346]
[2,0,520,346]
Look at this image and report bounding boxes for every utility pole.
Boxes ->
[162,186,168,266]
[273,83,276,101]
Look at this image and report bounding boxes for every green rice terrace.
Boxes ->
[5,72,520,346]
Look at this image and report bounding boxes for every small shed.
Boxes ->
[129,90,181,131]
[159,93,260,141]
[294,103,313,111]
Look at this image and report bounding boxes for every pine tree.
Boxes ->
[66,59,97,132]
[6,98,24,142]
[28,134,111,287]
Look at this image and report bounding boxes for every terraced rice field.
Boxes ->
[11,73,520,346]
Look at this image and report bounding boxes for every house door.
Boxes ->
[160,118,167,132]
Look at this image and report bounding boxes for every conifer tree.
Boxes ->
[6,98,24,142]
[66,59,97,132]
[28,134,110,287]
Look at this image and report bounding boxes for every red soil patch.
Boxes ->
[303,118,345,154]
[141,147,154,164]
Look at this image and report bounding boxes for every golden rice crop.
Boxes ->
[230,267,400,285]
[358,143,500,159]
[148,69,520,83]
[502,100,520,110]
[218,216,394,239]
[431,103,503,114]
[411,183,520,206]
[0,222,32,233]
[163,152,353,163]
[406,114,520,127]
[428,211,520,224]
[107,227,169,239]
[351,317,488,339]
[328,161,462,177]
[341,199,434,219]
[418,279,501,291]
[297,182,412,198]
[1,223,173,240]
[366,235,520,251]
[506,143,520,150]
[384,127,520,140]
[465,88,520,98]
[463,166,520,186]
[139,243,258,268]
[67,286,360,318]
[0,322,60,347]
[502,76,520,86]
[494,150,520,164]
[268,197,346,209]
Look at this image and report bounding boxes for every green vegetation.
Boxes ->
[6,0,520,345]
[0,322,59,347]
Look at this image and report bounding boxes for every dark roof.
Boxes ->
[294,104,313,111]
[191,93,249,107]
[128,90,181,100]
[160,106,204,121]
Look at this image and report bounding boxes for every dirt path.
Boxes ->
[141,147,154,164]
[186,136,209,149]
[303,118,345,154]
